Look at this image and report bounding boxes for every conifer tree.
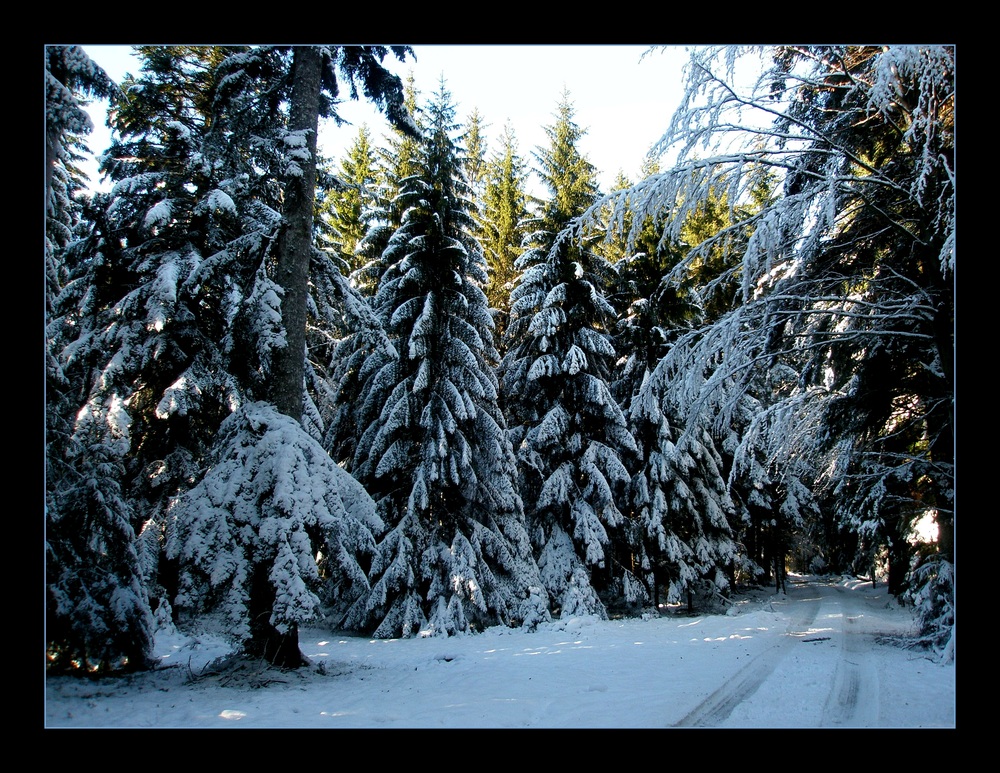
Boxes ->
[44,45,115,209]
[165,402,383,666]
[324,77,422,470]
[48,46,299,671]
[628,365,743,608]
[45,46,155,672]
[586,45,954,641]
[343,80,549,638]
[463,107,489,207]
[501,92,640,618]
[352,73,422,297]
[478,122,531,342]
[51,45,416,668]
[319,124,379,275]
[165,45,415,664]
[603,169,742,608]
[52,46,270,611]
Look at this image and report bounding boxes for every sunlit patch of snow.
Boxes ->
[790,626,833,638]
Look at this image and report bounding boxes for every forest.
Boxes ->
[44,44,955,673]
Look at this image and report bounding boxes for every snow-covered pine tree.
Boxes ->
[165,402,383,666]
[351,73,422,298]
[603,203,741,608]
[44,45,114,211]
[324,78,422,471]
[51,46,275,622]
[45,43,115,426]
[158,45,416,664]
[45,46,155,672]
[628,375,731,609]
[583,45,954,640]
[50,45,415,668]
[342,79,549,638]
[501,91,640,618]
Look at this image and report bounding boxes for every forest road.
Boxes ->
[672,576,880,728]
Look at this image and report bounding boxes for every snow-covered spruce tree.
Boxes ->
[324,77,423,471]
[342,80,549,638]
[629,372,742,609]
[156,45,416,666]
[583,46,954,632]
[51,46,277,633]
[165,402,383,666]
[599,170,747,610]
[351,72,423,299]
[904,551,954,658]
[45,46,156,672]
[45,398,157,673]
[45,43,115,438]
[44,46,114,212]
[501,92,640,618]
[50,45,413,669]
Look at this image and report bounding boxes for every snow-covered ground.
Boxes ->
[44,574,955,729]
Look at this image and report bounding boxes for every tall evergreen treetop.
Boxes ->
[533,89,600,231]
[353,72,423,298]
[478,122,531,341]
[45,45,115,208]
[319,123,379,274]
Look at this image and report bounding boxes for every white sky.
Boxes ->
[80,45,693,196]
[45,574,956,728]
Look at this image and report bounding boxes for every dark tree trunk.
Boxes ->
[886,526,910,597]
[270,45,323,422]
[247,564,304,669]
[251,47,323,669]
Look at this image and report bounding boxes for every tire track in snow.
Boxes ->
[672,581,822,728]
[819,584,879,727]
